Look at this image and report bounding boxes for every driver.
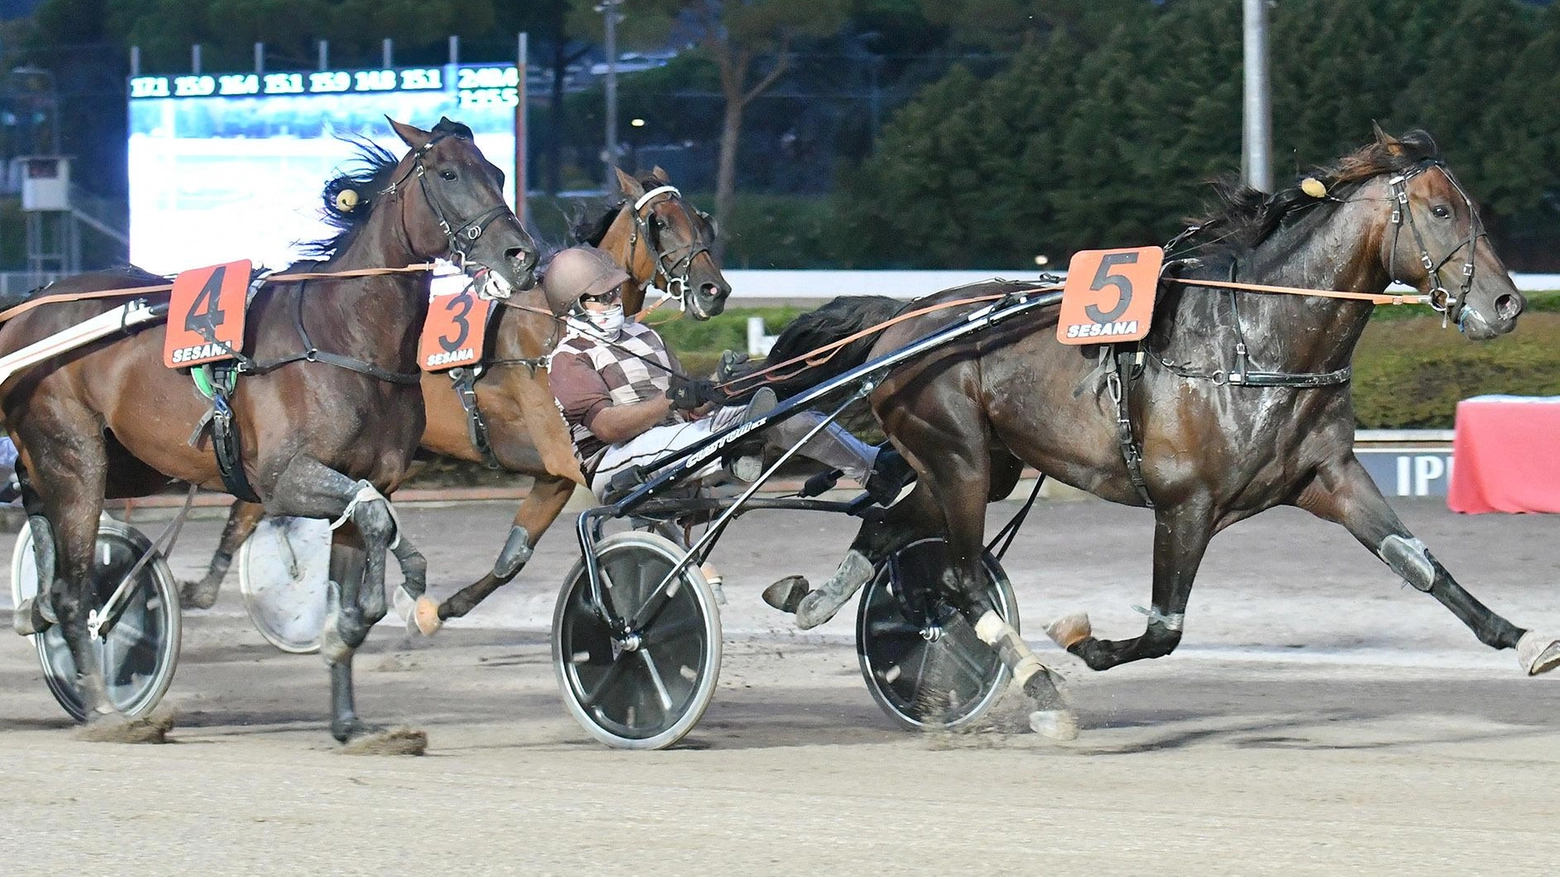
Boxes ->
[544,246,909,503]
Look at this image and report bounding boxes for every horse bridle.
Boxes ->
[626,184,714,308]
[379,131,519,275]
[1386,159,1485,326]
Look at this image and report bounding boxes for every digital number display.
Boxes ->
[219,74,259,96]
[130,65,516,99]
[173,75,216,97]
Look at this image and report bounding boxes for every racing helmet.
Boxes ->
[542,246,630,316]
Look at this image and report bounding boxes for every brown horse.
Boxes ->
[749,130,1555,730]
[177,166,731,636]
[1,118,539,742]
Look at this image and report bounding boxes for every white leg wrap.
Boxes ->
[975,610,1046,688]
[330,481,402,549]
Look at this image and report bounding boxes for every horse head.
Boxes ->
[609,166,732,320]
[1368,128,1523,340]
[386,117,540,294]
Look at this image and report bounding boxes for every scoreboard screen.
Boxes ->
[128,65,519,274]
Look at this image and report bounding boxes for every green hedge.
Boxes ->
[1353,310,1560,428]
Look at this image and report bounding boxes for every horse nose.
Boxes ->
[506,246,536,272]
[1495,292,1523,321]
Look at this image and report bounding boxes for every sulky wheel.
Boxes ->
[857,537,1018,731]
[10,518,182,722]
[237,516,332,654]
[553,531,721,750]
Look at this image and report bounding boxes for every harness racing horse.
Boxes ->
[176,166,731,637]
[746,129,1555,731]
[0,118,539,742]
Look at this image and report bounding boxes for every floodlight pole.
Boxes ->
[599,0,623,187]
[1242,0,1273,193]
[516,32,529,226]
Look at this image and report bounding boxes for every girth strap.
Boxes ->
[210,383,261,502]
[448,366,503,469]
[1104,346,1154,508]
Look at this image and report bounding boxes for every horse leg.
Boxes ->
[1298,456,1553,673]
[1047,498,1214,673]
[266,457,413,744]
[12,464,59,636]
[180,499,265,610]
[324,525,369,740]
[919,441,1074,736]
[415,473,575,634]
[23,423,117,720]
[763,486,940,629]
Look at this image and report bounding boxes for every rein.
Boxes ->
[1162,277,1425,306]
[0,263,438,326]
[716,287,1051,394]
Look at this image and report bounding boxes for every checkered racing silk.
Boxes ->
[550,321,678,477]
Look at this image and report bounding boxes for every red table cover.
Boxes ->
[1447,395,1560,514]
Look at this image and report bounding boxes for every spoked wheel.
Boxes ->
[857,537,1018,731]
[9,518,182,721]
[553,532,721,750]
[237,516,331,654]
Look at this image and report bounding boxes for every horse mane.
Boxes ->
[301,120,477,259]
[571,175,669,246]
[1183,129,1442,255]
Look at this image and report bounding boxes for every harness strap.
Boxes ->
[238,280,422,384]
[210,383,261,502]
[1104,347,1154,508]
[449,366,503,469]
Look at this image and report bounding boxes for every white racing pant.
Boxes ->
[590,405,877,502]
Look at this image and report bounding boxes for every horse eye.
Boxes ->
[439,170,458,181]
[1431,204,1452,219]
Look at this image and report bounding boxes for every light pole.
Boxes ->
[596,0,624,188]
[1242,0,1273,193]
[12,66,59,155]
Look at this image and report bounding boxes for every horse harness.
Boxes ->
[1385,159,1483,327]
[624,185,714,309]
[1105,260,1355,510]
[444,313,559,471]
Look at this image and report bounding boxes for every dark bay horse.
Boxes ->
[177,166,731,636]
[1,118,539,742]
[748,130,1554,731]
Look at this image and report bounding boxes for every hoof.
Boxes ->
[762,576,810,614]
[12,596,54,636]
[1029,709,1080,741]
[178,582,218,611]
[1045,612,1092,650]
[1517,631,1560,676]
[339,726,428,756]
[77,708,175,744]
[413,596,443,636]
[392,583,415,624]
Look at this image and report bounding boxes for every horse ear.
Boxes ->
[650,166,670,183]
[388,117,431,150]
[615,167,644,198]
[1372,121,1404,156]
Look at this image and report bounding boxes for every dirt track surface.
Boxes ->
[3,495,1560,875]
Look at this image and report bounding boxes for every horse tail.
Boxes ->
[726,295,907,402]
